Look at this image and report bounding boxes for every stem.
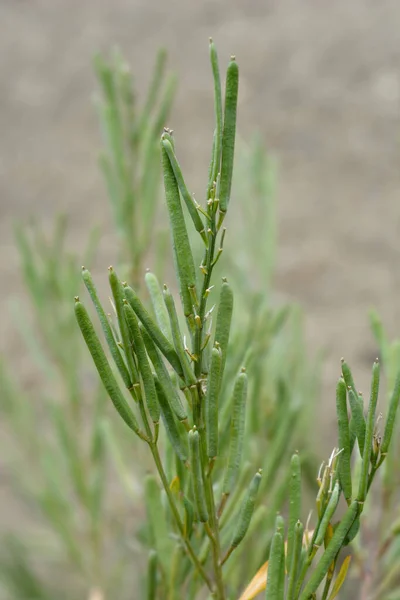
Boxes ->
[150,442,214,593]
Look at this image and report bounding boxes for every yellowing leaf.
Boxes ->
[328,555,352,600]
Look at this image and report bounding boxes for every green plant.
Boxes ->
[76,41,400,600]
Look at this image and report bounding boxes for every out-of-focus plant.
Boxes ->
[0,48,176,599]
[94,48,177,285]
[76,41,400,600]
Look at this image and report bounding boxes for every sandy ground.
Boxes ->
[1,0,400,584]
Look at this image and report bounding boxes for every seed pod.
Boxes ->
[223,369,248,495]
[146,550,158,600]
[183,496,194,539]
[161,138,206,243]
[314,481,340,548]
[145,474,173,576]
[348,388,366,457]
[381,370,400,455]
[109,267,139,383]
[123,302,160,423]
[141,325,187,422]
[160,136,197,317]
[154,378,188,462]
[287,453,301,574]
[230,469,262,549]
[219,57,239,214]
[298,502,359,600]
[214,280,234,386]
[265,518,285,600]
[123,283,183,377]
[358,360,380,503]
[82,267,132,389]
[341,359,356,395]
[336,378,352,504]
[209,38,223,188]
[145,271,172,341]
[189,428,208,522]
[74,299,141,436]
[205,346,222,458]
[287,521,304,600]
[163,286,197,386]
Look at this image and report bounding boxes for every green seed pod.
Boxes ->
[141,325,187,422]
[74,299,141,436]
[123,302,160,423]
[348,387,366,457]
[123,283,183,377]
[82,267,132,389]
[341,359,356,395]
[223,369,248,495]
[154,378,188,462]
[230,469,262,549]
[161,138,206,242]
[109,267,139,383]
[287,453,301,574]
[265,520,285,600]
[313,481,340,548]
[214,280,234,386]
[219,57,239,214]
[146,550,158,600]
[189,428,208,523]
[145,474,174,577]
[205,346,222,458]
[160,137,197,317]
[381,370,400,455]
[183,496,194,540]
[145,271,172,341]
[358,360,380,503]
[287,521,304,600]
[163,286,197,386]
[336,378,352,504]
[298,502,359,600]
[209,38,223,189]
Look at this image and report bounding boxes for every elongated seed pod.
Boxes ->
[146,550,158,600]
[205,346,222,458]
[381,370,400,455]
[341,359,356,395]
[219,58,239,214]
[287,453,301,573]
[123,283,183,377]
[140,325,187,422]
[299,501,359,600]
[161,137,197,317]
[287,521,304,600]
[209,39,223,189]
[75,299,141,436]
[230,469,262,549]
[82,267,132,388]
[123,303,160,423]
[163,286,197,386]
[145,474,173,576]
[154,378,188,462]
[223,369,248,494]
[109,267,139,383]
[265,522,285,600]
[145,271,171,341]
[348,388,366,457]
[183,496,194,539]
[314,481,340,548]
[161,139,206,241]
[214,280,234,386]
[358,360,380,503]
[189,429,208,522]
[336,378,352,504]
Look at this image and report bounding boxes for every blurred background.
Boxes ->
[1,0,400,597]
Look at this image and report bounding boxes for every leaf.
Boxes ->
[327,555,352,600]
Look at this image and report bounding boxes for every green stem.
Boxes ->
[150,442,213,593]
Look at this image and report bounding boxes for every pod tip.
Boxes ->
[74,296,79,302]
